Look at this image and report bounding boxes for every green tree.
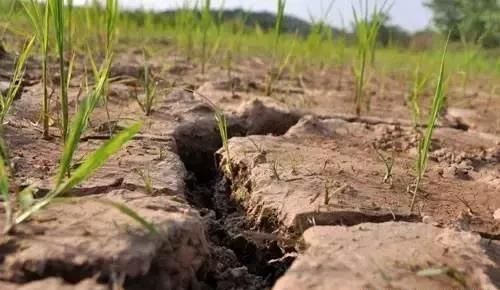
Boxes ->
[425,0,500,47]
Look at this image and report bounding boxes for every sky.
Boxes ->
[75,0,433,32]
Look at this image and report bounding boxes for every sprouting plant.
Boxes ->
[102,0,119,130]
[0,0,16,40]
[188,90,232,174]
[56,57,113,182]
[265,34,298,97]
[0,138,11,232]
[336,11,347,90]
[105,0,119,56]
[209,0,226,61]
[175,1,197,61]
[410,37,449,212]
[0,37,35,124]
[352,0,390,116]
[459,43,480,98]
[408,58,429,128]
[271,160,281,180]
[67,0,74,53]
[22,0,51,138]
[372,143,394,187]
[136,168,154,194]
[224,11,248,96]
[458,22,483,99]
[306,0,335,63]
[264,0,286,96]
[2,121,143,234]
[135,49,157,116]
[323,179,332,205]
[200,0,212,74]
[49,0,69,140]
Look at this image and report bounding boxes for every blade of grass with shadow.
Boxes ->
[49,0,69,140]
[410,36,449,212]
[95,199,159,235]
[0,142,11,232]
[15,121,142,226]
[0,36,35,124]
[56,57,114,185]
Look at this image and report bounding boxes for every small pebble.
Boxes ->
[422,215,435,224]
[494,209,500,220]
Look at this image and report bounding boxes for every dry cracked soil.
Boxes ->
[0,46,499,290]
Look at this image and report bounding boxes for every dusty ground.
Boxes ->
[0,43,499,290]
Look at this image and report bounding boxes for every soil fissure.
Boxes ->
[173,113,299,290]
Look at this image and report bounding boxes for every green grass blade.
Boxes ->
[106,0,119,54]
[95,199,159,235]
[0,139,11,232]
[21,0,43,40]
[410,36,449,212]
[16,122,142,225]
[418,38,449,173]
[0,146,8,205]
[56,96,91,185]
[0,36,35,124]
[56,121,142,195]
[56,57,113,185]
[49,0,68,140]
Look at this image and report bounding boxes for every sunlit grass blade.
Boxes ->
[200,0,212,74]
[49,0,69,140]
[352,0,391,115]
[0,142,11,233]
[95,199,159,235]
[0,36,35,124]
[265,0,286,96]
[408,58,429,128]
[410,37,449,212]
[15,122,142,225]
[105,0,119,54]
[56,58,113,185]
[135,48,158,116]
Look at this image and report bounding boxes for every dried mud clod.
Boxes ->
[274,222,500,290]
[0,192,210,290]
[220,116,500,238]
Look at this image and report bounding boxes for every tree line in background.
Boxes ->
[1,0,499,50]
[120,0,500,50]
[426,0,500,48]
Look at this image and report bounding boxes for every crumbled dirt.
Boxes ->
[274,222,500,290]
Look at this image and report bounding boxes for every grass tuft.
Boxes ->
[0,36,35,124]
[352,0,390,116]
[410,36,449,212]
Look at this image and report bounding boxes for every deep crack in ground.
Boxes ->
[173,110,299,290]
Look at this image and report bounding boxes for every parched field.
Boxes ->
[0,1,499,290]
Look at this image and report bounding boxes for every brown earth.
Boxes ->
[274,222,500,290]
[221,115,499,237]
[0,43,499,289]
